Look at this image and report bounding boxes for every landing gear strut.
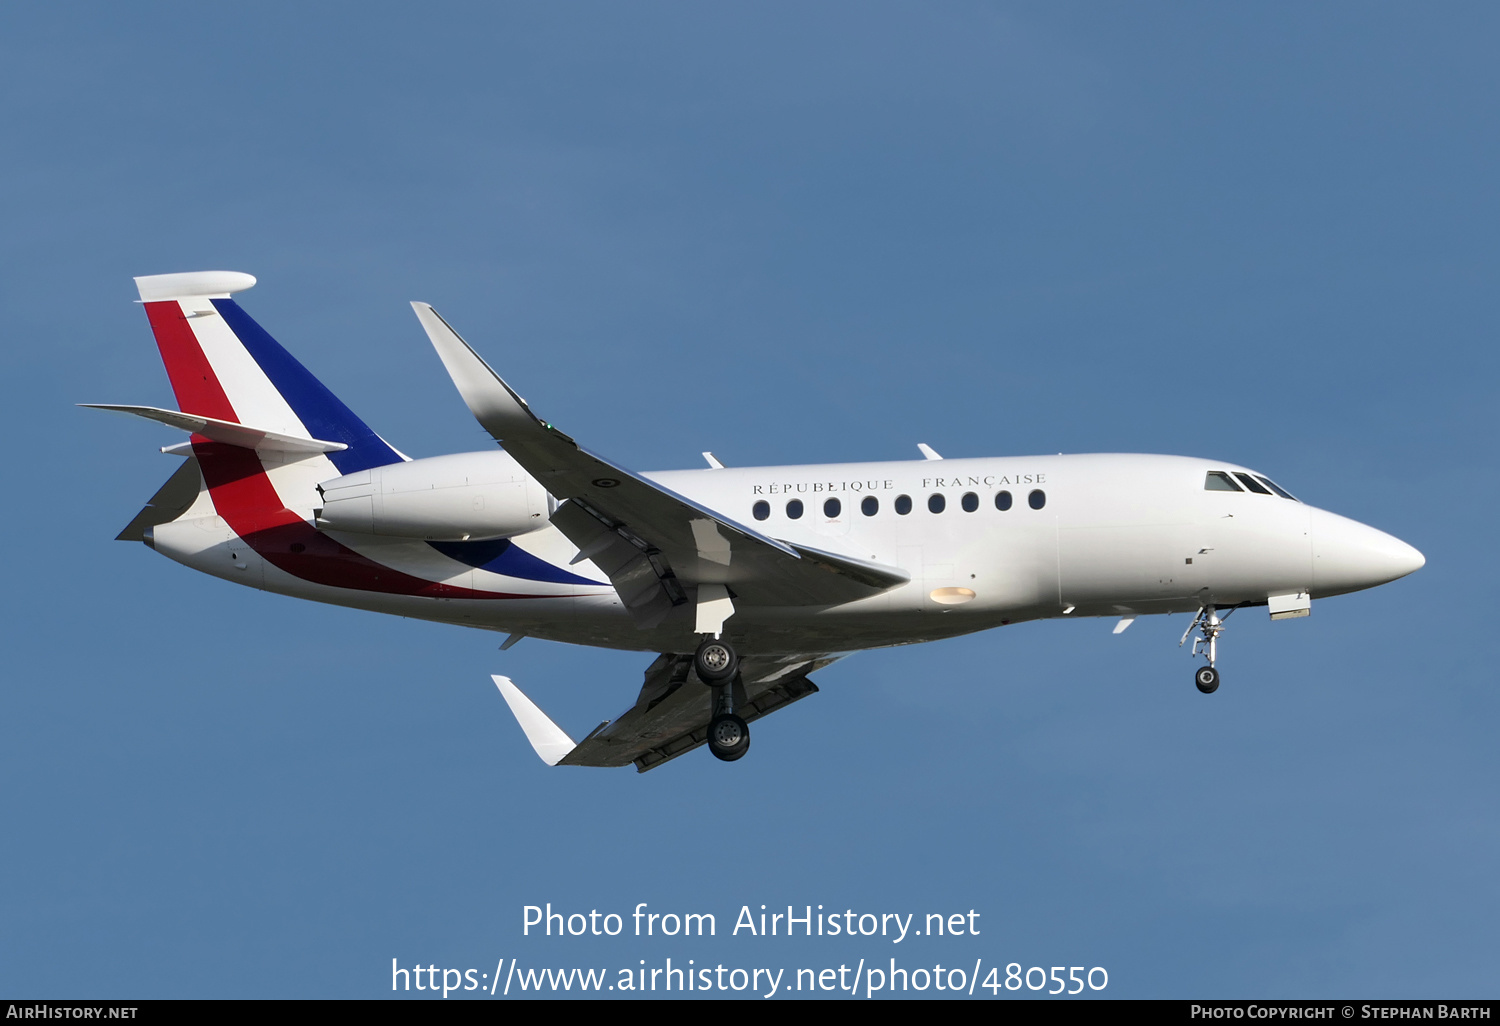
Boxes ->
[1180,605,1233,694]
[695,637,749,761]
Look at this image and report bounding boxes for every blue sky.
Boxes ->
[2,2,1495,999]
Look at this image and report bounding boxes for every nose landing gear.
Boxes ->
[1180,605,1233,694]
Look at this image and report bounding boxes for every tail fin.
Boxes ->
[134,271,402,475]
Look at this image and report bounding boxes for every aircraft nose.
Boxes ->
[1308,506,1425,596]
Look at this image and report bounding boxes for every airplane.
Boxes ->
[88,270,1426,771]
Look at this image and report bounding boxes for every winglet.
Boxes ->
[492,675,576,766]
[412,302,545,444]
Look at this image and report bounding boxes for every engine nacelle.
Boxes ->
[315,451,552,541]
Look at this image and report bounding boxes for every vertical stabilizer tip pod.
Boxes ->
[133,271,257,302]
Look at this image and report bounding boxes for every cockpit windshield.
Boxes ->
[1204,470,1298,501]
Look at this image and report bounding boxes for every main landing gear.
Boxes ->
[1180,605,1234,694]
[695,637,749,762]
[694,637,738,684]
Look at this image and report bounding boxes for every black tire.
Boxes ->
[694,638,738,684]
[707,713,751,762]
[1195,666,1220,694]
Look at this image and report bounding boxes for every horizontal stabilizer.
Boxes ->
[493,675,578,766]
[80,404,348,454]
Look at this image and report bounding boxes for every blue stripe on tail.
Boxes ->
[212,298,403,474]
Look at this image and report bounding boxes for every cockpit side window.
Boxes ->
[1234,472,1272,494]
[1204,471,1243,492]
[1254,475,1299,500]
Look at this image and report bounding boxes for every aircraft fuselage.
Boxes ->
[146,449,1421,657]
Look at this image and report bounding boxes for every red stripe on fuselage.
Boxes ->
[144,301,238,421]
[192,441,554,600]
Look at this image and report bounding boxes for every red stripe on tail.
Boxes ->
[144,301,238,421]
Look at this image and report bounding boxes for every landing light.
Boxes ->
[930,587,976,605]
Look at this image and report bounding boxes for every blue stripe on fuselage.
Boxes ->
[212,298,403,475]
[428,538,603,586]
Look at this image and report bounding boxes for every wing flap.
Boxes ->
[558,654,836,771]
[549,498,685,629]
[492,654,836,771]
[628,674,820,773]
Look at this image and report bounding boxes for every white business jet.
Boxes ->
[89,271,1425,771]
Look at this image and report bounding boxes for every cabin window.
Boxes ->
[928,493,946,514]
[961,492,979,512]
[1254,475,1298,500]
[1204,471,1243,491]
[752,500,770,521]
[786,499,804,519]
[861,496,879,516]
[824,497,841,518]
[1234,472,1272,494]
[995,490,1013,511]
[895,494,912,515]
[1029,489,1047,510]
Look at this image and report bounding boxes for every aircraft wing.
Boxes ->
[495,653,838,772]
[413,303,909,627]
